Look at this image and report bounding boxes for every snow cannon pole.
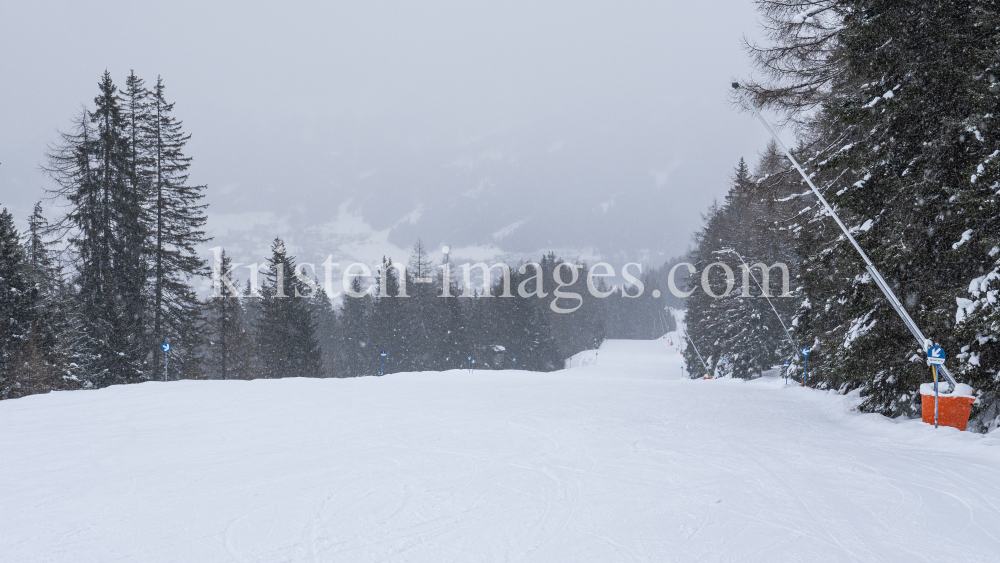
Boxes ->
[717,248,798,358]
[731,82,957,389]
[687,336,710,373]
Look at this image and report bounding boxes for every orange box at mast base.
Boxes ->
[921,394,975,431]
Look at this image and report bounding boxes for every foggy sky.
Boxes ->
[0,1,773,273]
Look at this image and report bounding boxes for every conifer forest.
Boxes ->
[681,0,1000,432]
[0,72,675,397]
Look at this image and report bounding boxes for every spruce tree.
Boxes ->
[405,240,443,370]
[522,253,604,362]
[490,262,561,371]
[435,251,470,370]
[203,250,253,380]
[43,110,102,387]
[683,157,803,379]
[684,201,729,377]
[0,208,32,398]
[44,72,146,386]
[146,76,210,378]
[930,5,1000,428]
[21,203,78,392]
[255,238,321,378]
[310,283,340,377]
[339,276,371,377]
[370,257,406,374]
[101,71,148,382]
[540,256,605,359]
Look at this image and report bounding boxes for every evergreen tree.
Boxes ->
[310,283,340,377]
[203,250,253,380]
[339,276,371,377]
[684,201,728,378]
[435,251,470,370]
[951,8,1000,429]
[44,72,146,386]
[255,238,321,378]
[146,76,210,378]
[0,208,32,398]
[122,71,152,196]
[529,253,605,362]
[100,71,149,382]
[36,71,208,389]
[370,257,406,374]
[405,240,444,370]
[488,262,562,371]
[683,157,802,379]
[722,158,799,378]
[21,203,78,392]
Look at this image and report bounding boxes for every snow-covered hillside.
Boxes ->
[2,339,999,562]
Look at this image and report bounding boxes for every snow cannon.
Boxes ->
[921,346,975,431]
[920,383,975,431]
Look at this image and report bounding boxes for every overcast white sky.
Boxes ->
[0,0,773,271]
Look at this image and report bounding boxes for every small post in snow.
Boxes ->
[801,346,810,386]
[783,360,789,385]
[381,349,387,376]
[468,355,473,374]
[513,357,516,370]
[161,342,171,381]
[933,365,939,428]
[927,345,946,428]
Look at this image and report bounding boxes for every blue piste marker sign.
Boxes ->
[927,345,946,366]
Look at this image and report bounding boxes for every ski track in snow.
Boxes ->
[2,337,1000,562]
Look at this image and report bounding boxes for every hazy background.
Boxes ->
[0,0,774,274]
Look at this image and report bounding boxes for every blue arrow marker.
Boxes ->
[926,345,946,365]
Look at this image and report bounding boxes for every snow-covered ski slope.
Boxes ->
[2,339,1000,562]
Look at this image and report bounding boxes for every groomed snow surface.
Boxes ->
[3,337,1000,562]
